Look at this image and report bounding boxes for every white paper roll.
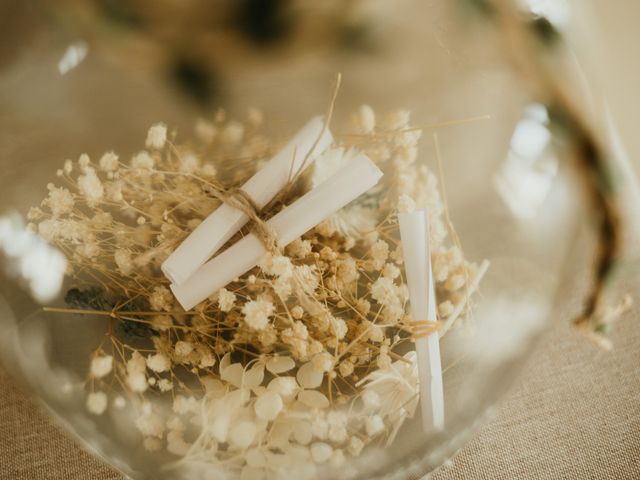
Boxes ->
[162,116,333,285]
[172,153,383,310]
[398,210,445,433]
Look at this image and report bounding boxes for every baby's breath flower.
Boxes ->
[286,239,312,259]
[149,286,173,311]
[136,407,165,438]
[365,415,385,436]
[158,379,174,392]
[146,123,168,150]
[131,151,154,170]
[179,154,200,174]
[77,167,104,207]
[86,391,108,415]
[99,151,119,171]
[175,341,194,357]
[369,240,389,271]
[382,263,400,279]
[371,277,398,305]
[90,355,113,378]
[143,437,162,452]
[78,153,90,168]
[43,184,75,217]
[147,353,171,373]
[291,305,304,319]
[242,299,275,331]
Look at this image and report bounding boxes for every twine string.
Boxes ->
[221,188,281,254]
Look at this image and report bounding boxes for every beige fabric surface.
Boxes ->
[1,307,638,480]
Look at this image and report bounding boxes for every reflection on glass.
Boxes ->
[494,104,558,219]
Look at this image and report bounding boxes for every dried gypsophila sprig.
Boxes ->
[32,106,486,477]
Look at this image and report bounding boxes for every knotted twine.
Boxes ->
[220,187,281,255]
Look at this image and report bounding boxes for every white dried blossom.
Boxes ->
[267,377,299,403]
[175,341,194,357]
[371,277,398,305]
[89,355,113,378]
[78,153,90,168]
[146,353,171,373]
[365,415,385,436]
[136,408,165,438]
[173,395,199,415]
[149,286,173,311]
[126,351,148,393]
[77,167,104,207]
[242,299,275,331]
[86,391,108,415]
[286,239,312,259]
[114,248,132,275]
[216,287,236,312]
[143,437,162,452]
[43,184,74,217]
[369,240,389,271]
[158,379,174,392]
[131,151,154,170]
[382,263,400,279]
[179,154,200,174]
[396,194,416,214]
[99,151,119,171]
[311,353,333,373]
[146,123,167,149]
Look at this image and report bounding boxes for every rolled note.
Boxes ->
[172,153,383,310]
[398,210,445,433]
[162,116,333,285]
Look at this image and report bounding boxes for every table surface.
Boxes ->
[1,301,638,480]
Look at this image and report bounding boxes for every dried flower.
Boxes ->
[147,353,171,373]
[146,123,167,150]
[86,391,108,415]
[32,108,486,475]
[242,299,275,331]
[99,151,120,172]
[90,355,113,379]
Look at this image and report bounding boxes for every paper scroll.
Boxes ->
[162,116,333,285]
[172,153,383,310]
[398,210,445,432]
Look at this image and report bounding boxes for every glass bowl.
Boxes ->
[0,1,629,479]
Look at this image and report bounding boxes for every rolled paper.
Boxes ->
[172,153,383,310]
[162,116,333,285]
[398,210,445,433]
